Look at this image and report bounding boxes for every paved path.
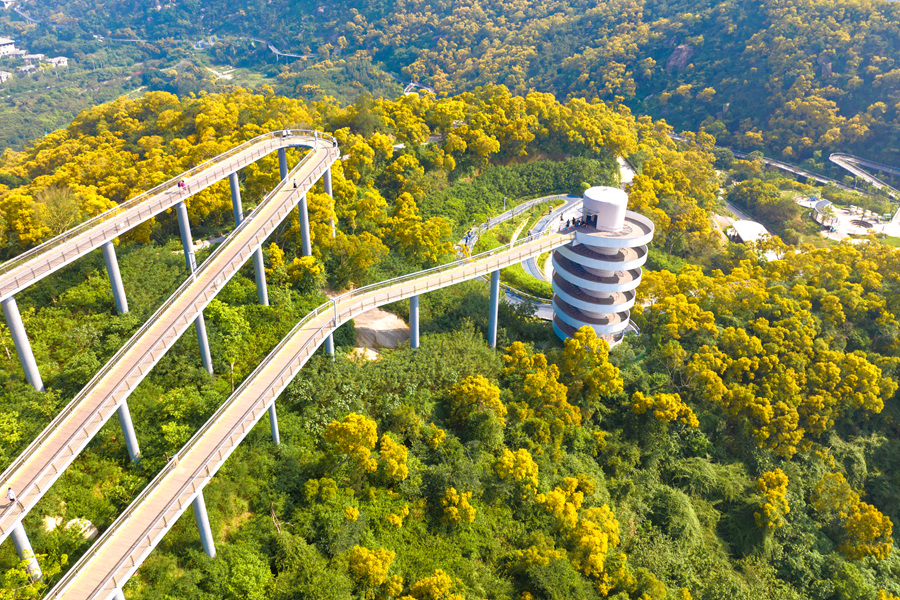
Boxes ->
[46,230,574,600]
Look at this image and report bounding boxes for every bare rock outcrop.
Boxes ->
[666,44,695,74]
[817,53,833,77]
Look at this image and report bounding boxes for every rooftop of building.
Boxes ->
[731,219,770,243]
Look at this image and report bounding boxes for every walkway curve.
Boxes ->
[522,195,582,282]
[46,229,574,600]
[0,130,328,301]
[829,153,900,203]
[0,133,339,547]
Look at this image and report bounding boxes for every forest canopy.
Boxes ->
[0,19,897,600]
[6,0,900,166]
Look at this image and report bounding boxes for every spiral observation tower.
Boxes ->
[552,186,654,344]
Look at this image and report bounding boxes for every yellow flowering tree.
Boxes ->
[558,326,623,414]
[401,569,464,600]
[447,375,507,427]
[494,448,540,495]
[631,391,699,428]
[754,469,790,529]
[325,413,379,473]
[811,472,893,560]
[379,433,409,482]
[348,545,395,588]
[441,488,476,524]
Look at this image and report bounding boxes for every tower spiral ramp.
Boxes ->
[552,186,654,344]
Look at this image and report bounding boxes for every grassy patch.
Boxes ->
[501,262,553,299]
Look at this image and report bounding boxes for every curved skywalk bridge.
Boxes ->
[47,230,574,600]
[0,130,329,301]
[0,131,339,549]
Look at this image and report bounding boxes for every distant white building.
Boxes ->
[23,53,44,63]
[730,219,770,244]
[17,64,34,73]
[0,70,11,83]
[47,56,67,67]
[0,37,15,56]
[0,1,15,9]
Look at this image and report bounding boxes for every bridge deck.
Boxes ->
[0,139,338,546]
[0,131,324,301]
[47,231,574,600]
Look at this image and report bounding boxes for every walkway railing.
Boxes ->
[0,138,339,538]
[0,130,336,299]
[47,228,574,600]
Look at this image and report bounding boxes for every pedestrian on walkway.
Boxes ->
[293,180,297,189]
[7,487,21,509]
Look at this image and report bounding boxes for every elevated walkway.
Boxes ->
[45,230,574,600]
[0,130,328,302]
[0,137,339,547]
[829,152,899,201]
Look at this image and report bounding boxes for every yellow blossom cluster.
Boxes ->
[441,488,476,524]
[536,477,584,530]
[448,375,507,426]
[425,424,447,449]
[348,545,395,587]
[379,433,409,481]
[325,413,379,472]
[494,448,540,493]
[400,569,464,600]
[631,391,699,428]
[388,505,410,528]
[503,342,580,431]
[754,469,790,529]
[811,472,894,559]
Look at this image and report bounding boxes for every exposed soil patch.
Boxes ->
[354,307,410,350]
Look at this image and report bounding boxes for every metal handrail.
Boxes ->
[0,138,339,527]
[52,228,573,596]
[0,129,336,279]
[54,303,335,598]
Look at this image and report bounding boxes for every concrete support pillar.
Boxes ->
[410,295,420,349]
[324,168,335,237]
[297,194,312,257]
[1,297,43,392]
[228,172,243,224]
[230,173,269,306]
[192,490,216,558]
[175,202,214,375]
[116,401,141,464]
[325,333,334,357]
[175,201,197,273]
[111,588,126,600]
[252,248,269,306]
[489,270,500,349]
[10,522,42,581]
[278,148,288,181]
[101,241,129,314]
[193,313,214,376]
[268,404,280,445]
